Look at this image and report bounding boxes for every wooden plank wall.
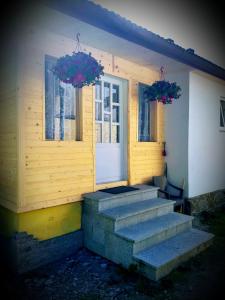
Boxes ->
[0,39,18,212]
[15,12,164,213]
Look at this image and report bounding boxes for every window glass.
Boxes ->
[138,83,155,142]
[104,82,110,112]
[45,56,81,141]
[113,105,119,123]
[112,125,120,143]
[220,99,225,127]
[95,102,102,121]
[103,114,111,143]
[112,84,119,103]
[95,81,101,100]
[138,83,150,141]
[95,123,102,143]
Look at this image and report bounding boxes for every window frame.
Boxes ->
[43,54,83,142]
[220,97,225,132]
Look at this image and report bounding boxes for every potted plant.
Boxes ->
[53,51,104,88]
[144,80,181,104]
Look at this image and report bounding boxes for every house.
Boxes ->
[0,0,224,277]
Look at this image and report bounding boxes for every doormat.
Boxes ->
[99,186,139,194]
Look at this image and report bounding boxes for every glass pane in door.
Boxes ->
[96,123,102,143]
[104,82,111,112]
[95,102,102,121]
[95,81,101,100]
[112,125,120,143]
[113,105,119,123]
[112,84,119,103]
[103,114,111,143]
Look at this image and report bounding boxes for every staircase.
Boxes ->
[82,185,213,281]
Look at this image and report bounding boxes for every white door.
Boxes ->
[95,75,127,184]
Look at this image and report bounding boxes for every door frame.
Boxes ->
[94,73,128,185]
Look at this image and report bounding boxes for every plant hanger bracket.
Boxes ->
[75,32,82,53]
[160,66,165,81]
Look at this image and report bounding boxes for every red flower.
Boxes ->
[74,73,85,83]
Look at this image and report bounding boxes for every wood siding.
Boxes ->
[0,39,18,212]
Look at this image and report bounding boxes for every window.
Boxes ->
[95,80,120,143]
[220,98,225,129]
[138,83,156,142]
[45,55,82,141]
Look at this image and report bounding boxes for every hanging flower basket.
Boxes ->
[144,80,181,104]
[53,51,104,88]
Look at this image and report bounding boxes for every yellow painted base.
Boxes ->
[0,202,81,240]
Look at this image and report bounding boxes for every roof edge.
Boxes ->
[43,0,225,81]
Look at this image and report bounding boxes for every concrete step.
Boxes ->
[100,198,175,231]
[83,185,159,211]
[133,228,214,281]
[116,212,193,254]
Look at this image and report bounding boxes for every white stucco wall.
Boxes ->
[164,71,189,197]
[165,71,225,198]
[188,72,225,197]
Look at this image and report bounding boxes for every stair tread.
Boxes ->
[84,185,159,202]
[101,198,175,220]
[134,228,214,268]
[116,212,193,242]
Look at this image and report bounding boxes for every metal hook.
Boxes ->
[76,33,80,44]
[160,66,165,80]
[75,33,81,52]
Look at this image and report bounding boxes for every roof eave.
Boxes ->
[45,0,225,81]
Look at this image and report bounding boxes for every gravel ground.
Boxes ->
[1,209,225,300]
